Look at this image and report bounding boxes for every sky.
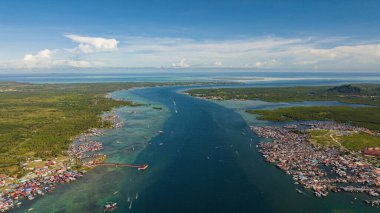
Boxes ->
[0,0,380,72]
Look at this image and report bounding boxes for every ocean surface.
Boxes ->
[1,71,380,85]
[4,71,380,213]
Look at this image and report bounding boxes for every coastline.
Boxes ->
[0,93,129,212]
[186,86,380,208]
[8,87,171,213]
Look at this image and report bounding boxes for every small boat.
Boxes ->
[104,202,117,212]
[129,199,133,209]
[113,190,119,195]
[135,192,139,200]
[296,189,303,193]
[28,208,34,212]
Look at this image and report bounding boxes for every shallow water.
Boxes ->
[14,85,379,213]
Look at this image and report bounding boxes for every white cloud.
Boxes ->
[172,58,189,68]
[254,59,278,68]
[2,35,380,71]
[214,61,223,66]
[113,36,380,70]
[2,49,98,69]
[20,49,59,69]
[65,34,119,53]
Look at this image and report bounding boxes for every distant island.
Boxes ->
[188,84,380,131]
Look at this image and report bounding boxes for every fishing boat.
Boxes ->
[104,202,117,212]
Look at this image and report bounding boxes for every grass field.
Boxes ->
[308,130,380,151]
[340,133,380,151]
[309,130,341,147]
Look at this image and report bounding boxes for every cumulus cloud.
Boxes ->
[65,34,119,53]
[2,49,98,69]
[172,58,190,68]
[20,49,59,69]
[3,34,380,70]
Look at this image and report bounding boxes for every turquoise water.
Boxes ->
[13,84,379,213]
[2,71,380,84]
[13,89,171,212]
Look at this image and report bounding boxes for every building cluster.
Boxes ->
[300,122,374,135]
[0,113,125,212]
[69,141,104,160]
[0,160,85,212]
[102,114,123,129]
[252,124,380,206]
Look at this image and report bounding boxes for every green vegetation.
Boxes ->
[248,106,380,130]
[308,130,380,151]
[309,130,341,147]
[340,133,380,151]
[188,84,380,105]
[188,84,380,130]
[0,82,187,174]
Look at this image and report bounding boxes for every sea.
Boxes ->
[2,71,380,213]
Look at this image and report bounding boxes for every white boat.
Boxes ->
[129,199,133,209]
[135,192,139,200]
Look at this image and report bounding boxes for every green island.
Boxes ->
[188,84,380,151]
[0,82,191,175]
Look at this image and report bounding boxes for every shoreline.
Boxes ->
[252,122,380,207]
[0,95,127,212]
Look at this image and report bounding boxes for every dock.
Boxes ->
[95,163,149,170]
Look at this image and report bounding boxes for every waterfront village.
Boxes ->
[252,122,380,207]
[0,113,123,212]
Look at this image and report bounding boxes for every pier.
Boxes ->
[95,163,149,170]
